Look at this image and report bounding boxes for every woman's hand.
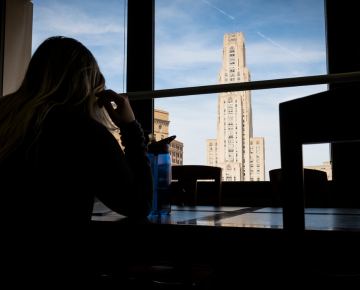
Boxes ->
[95,90,135,127]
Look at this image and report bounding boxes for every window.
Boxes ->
[91,0,341,184]
[154,134,156,139]
[161,135,164,140]
[159,124,162,132]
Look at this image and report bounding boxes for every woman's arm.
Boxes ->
[93,119,153,218]
[93,90,153,218]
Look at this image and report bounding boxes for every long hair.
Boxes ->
[0,36,118,164]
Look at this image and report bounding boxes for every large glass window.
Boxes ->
[32,0,126,94]
[155,0,326,89]
[155,0,330,181]
[31,0,126,149]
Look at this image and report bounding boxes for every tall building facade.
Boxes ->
[154,109,184,165]
[206,32,265,181]
[112,107,184,166]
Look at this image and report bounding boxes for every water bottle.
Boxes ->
[147,135,176,215]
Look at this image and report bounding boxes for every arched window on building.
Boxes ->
[159,124,162,132]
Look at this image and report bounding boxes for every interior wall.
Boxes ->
[3,0,32,96]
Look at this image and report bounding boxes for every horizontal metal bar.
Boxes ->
[120,71,360,100]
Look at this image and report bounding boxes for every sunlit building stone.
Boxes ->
[154,109,184,165]
[206,32,265,181]
[304,161,332,180]
[111,107,184,165]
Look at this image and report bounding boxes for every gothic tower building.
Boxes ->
[206,32,265,181]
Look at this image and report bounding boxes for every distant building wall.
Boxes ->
[304,161,332,180]
[154,109,169,141]
[170,140,184,165]
[110,106,184,165]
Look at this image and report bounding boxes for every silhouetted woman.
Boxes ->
[1,36,153,287]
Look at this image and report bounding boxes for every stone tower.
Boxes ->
[206,32,265,181]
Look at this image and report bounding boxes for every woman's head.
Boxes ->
[25,36,105,109]
[0,36,117,163]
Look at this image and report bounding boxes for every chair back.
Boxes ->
[172,165,222,206]
[269,168,330,207]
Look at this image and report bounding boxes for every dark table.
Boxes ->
[92,205,359,231]
[91,205,359,277]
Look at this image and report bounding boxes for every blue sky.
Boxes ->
[31,0,329,180]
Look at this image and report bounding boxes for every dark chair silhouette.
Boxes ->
[279,83,360,232]
[269,168,330,207]
[171,165,222,207]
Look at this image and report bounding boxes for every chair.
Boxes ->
[269,168,330,207]
[171,165,222,206]
[279,83,360,232]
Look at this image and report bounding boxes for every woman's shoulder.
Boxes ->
[42,105,117,145]
[46,106,109,131]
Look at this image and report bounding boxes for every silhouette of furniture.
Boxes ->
[171,165,222,207]
[269,168,330,207]
[103,166,221,288]
[279,84,360,233]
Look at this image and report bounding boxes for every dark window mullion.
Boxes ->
[126,0,154,141]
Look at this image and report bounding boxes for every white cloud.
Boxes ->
[31,0,126,90]
[32,1,125,52]
[246,41,325,66]
[33,3,123,35]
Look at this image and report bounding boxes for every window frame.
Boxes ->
[122,0,359,187]
[1,1,356,186]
